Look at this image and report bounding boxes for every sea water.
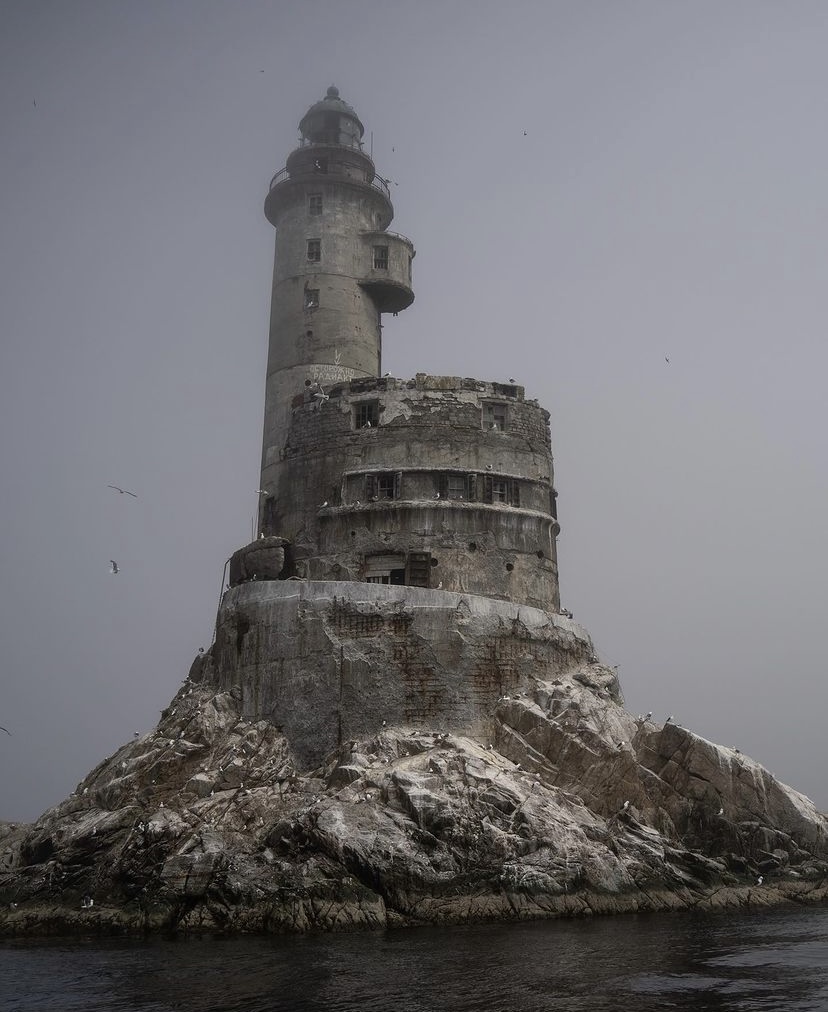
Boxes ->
[2,904,828,1011]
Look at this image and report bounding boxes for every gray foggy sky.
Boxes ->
[2,0,827,822]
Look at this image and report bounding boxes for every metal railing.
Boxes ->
[268,166,390,200]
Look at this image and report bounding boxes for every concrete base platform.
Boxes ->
[212,581,596,767]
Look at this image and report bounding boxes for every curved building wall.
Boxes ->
[260,374,561,612]
[261,180,397,474]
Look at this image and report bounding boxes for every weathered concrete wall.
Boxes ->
[259,374,560,610]
[260,179,393,478]
[312,504,557,610]
[212,581,593,768]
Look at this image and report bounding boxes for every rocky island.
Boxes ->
[3,88,826,936]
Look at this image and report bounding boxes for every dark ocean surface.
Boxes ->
[3,904,828,1011]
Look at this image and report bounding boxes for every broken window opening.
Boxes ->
[482,402,508,431]
[365,553,406,586]
[304,289,319,309]
[492,479,509,503]
[446,473,466,500]
[483,474,520,506]
[308,193,323,216]
[354,401,379,429]
[307,239,321,262]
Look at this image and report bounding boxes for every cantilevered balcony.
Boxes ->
[358,230,415,312]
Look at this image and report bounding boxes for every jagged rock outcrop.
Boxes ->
[2,652,827,936]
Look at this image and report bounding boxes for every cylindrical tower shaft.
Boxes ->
[259,87,414,541]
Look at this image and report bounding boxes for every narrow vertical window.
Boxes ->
[307,239,321,262]
[308,193,323,216]
[492,479,509,503]
[406,552,432,588]
[354,401,379,429]
[446,473,466,500]
[378,474,396,499]
[304,289,319,309]
[373,245,389,270]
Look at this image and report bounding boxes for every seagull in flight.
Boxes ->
[110,560,119,574]
[0,726,10,736]
[665,356,670,364]
[108,485,137,498]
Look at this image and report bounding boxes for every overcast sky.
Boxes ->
[2,0,828,822]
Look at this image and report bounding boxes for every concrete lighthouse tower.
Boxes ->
[241,87,561,606]
[222,87,573,763]
[258,86,414,544]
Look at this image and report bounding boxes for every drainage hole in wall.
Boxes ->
[431,558,439,566]
[506,563,514,572]
[306,330,313,338]
[468,542,477,552]
[536,550,544,559]
[350,531,357,537]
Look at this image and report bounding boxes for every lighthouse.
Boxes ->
[216,87,577,763]
[239,86,559,614]
[258,86,415,545]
